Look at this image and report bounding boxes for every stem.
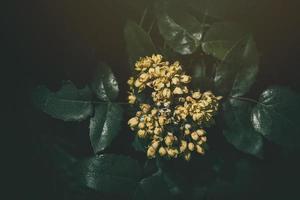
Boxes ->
[147,18,155,34]
[139,7,148,26]
[228,96,266,106]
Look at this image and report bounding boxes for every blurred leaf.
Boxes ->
[73,154,141,194]
[90,63,119,101]
[32,81,93,121]
[133,171,172,200]
[124,20,156,67]
[204,24,258,96]
[155,0,204,55]
[89,103,123,154]
[251,86,300,148]
[223,100,263,158]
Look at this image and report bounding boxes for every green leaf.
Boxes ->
[203,22,259,97]
[32,81,93,121]
[223,100,263,158]
[89,103,123,154]
[133,171,172,200]
[73,154,141,194]
[202,22,246,60]
[155,1,204,55]
[124,20,156,67]
[90,63,119,101]
[251,86,300,148]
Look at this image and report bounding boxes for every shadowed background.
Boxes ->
[3,0,300,199]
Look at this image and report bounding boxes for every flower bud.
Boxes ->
[191,132,199,141]
[201,136,207,142]
[188,142,195,151]
[171,77,180,85]
[140,104,151,113]
[192,91,201,99]
[180,140,187,152]
[184,152,191,161]
[196,129,205,136]
[138,122,145,129]
[128,94,136,104]
[134,79,143,87]
[159,147,167,156]
[127,77,134,86]
[137,129,146,138]
[173,87,183,95]
[162,88,171,98]
[196,145,204,154]
[184,124,191,129]
[128,117,139,128]
[180,75,191,83]
[184,129,190,135]
[151,140,160,149]
[147,146,156,158]
[164,136,173,146]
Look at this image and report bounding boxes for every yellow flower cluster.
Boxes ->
[128,55,221,161]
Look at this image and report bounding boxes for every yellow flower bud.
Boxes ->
[171,77,180,85]
[196,145,204,154]
[192,91,201,99]
[191,132,199,141]
[139,73,149,83]
[154,127,162,135]
[128,94,136,104]
[127,77,134,86]
[147,146,156,158]
[167,148,178,158]
[184,124,191,129]
[134,79,143,87]
[152,54,163,64]
[128,117,139,128]
[180,75,191,83]
[138,122,145,129]
[162,88,171,98]
[196,129,205,136]
[151,109,158,116]
[140,104,151,113]
[184,129,190,135]
[164,136,173,146]
[137,129,147,138]
[184,152,191,161]
[158,116,166,126]
[201,136,207,142]
[173,87,183,95]
[180,140,187,152]
[188,142,195,151]
[151,140,160,149]
[158,147,167,156]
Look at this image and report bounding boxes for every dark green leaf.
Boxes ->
[32,81,93,121]
[202,22,260,97]
[251,86,300,148]
[89,103,123,154]
[223,100,263,158]
[74,154,141,194]
[124,20,156,67]
[155,1,204,55]
[202,22,246,60]
[91,63,119,101]
[133,171,172,200]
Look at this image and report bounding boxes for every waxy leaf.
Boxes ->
[223,100,263,158]
[203,22,259,97]
[156,1,204,55]
[202,22,246,60]
[90,63,119,101]
[74,154,141,194]
[251,86,300,148]
[124,20,156,67]
[32,81,93,121]
[89,103,123,154]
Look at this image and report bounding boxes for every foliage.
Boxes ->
[31,0,300,199]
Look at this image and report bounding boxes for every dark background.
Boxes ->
[3,0,300,199]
